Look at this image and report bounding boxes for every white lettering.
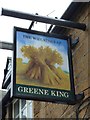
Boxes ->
[51,90,69,98]
[17,86,69,98]
[51,90,56,96]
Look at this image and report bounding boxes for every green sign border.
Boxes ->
[13,27,76,104]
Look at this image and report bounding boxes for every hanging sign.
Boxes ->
[13,27,76,104]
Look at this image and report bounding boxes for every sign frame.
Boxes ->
[13,27,76,104]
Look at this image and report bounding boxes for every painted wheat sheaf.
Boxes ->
[18,45,67,85]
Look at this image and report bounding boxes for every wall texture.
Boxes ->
[33,3,90,119]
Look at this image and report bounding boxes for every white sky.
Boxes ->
[0,0,72,88]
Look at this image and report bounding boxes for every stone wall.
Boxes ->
[33,3,90,119]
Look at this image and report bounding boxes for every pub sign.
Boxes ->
[13,27,76,104]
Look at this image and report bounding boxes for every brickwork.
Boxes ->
[33,4,90,119]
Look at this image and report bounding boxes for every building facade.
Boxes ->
[33,2,90,119]
[1,2,90,119]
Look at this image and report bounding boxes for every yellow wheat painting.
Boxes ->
[16,31,70,90]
